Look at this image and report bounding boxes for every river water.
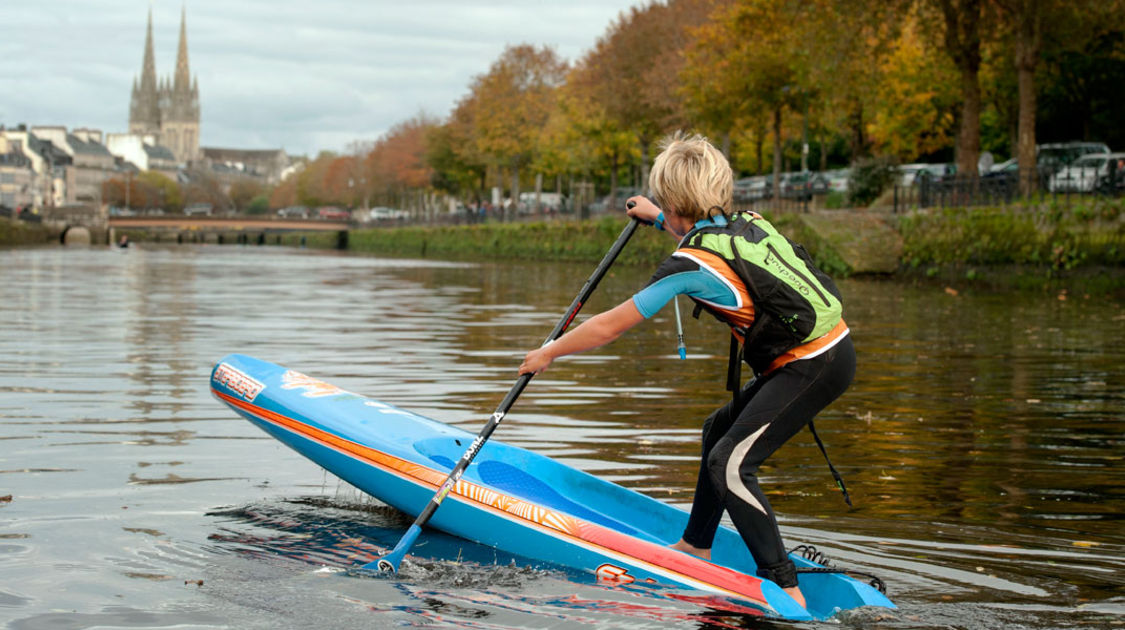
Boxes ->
[1,244,1122,630]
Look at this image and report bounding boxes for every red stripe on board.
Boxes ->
[213,387,770,610]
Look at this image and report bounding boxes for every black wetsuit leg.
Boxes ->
[680,336,856,585]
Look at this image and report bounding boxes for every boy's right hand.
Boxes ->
[625,196,661,224]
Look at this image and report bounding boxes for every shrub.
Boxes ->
[847,157,898,208]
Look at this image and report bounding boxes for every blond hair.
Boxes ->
[648,131,733,223]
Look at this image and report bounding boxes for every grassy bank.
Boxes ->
[896,201,1125,289]
[0,218,54,247]
[349,216,672,266]
[347,204,1125,291]
[348,213,872,274]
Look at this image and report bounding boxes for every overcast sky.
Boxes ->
[2,1,641,157]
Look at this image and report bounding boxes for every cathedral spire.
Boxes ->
[140,8,158,94]
[129,7,161,134]
[173,4,192,94]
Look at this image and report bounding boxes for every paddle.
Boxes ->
[370,215,641,573]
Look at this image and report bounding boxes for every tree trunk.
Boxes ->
[772,105,783,203]
[849,102,867,160]
[1015,1,1041,196]
[510,165,521,220]
[819,133,828,172]
[939,0,983,181]
[639,140,651,195]
[756,129,764,174]
[956,65,982,181]
[534,171,543,213]
[609,152,619,209]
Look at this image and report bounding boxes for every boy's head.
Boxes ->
[648,131,733,222]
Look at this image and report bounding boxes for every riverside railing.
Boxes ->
[894,163,1125,213]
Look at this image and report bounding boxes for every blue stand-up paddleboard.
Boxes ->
[211,354,894,621]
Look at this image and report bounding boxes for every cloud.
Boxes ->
[1,0,639,157]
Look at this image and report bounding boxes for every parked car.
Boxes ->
[588,187,640,213]
[824,168,851,193]
[184,203,212,216]
[1103,155,1125,193]
[777,171,828,199]
[985,158,1018,178]
[1037,142,1111,175]
[316,206,350,220]
[518,192,568,214]
[368,206,408,221]
[277,205,309,218]
[734,176,770,202]
[1047,153,1123,192]
[899,163,954,186]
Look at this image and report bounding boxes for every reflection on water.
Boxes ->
[0,244,1122,629]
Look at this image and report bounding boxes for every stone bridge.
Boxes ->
[93,214,350,247]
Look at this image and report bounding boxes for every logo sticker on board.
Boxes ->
[213,363,265,402]
[595,563,635,584]
[280,370,351,398]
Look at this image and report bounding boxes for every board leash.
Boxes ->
[789,544,888,594]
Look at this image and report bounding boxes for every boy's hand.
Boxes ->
[625,196,661,224]
[519,346,554,375]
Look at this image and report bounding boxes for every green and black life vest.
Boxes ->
[683,211,844,374]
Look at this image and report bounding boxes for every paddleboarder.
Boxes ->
[519,132,855,609]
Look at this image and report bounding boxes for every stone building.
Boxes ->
[129,7,200,163]
[0,151,34,211]
[200,148,291,186]
[105,133,181,180]
[29,126,117,205]
[0,130,70,209]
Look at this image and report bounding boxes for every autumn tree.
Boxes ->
[426,119,485,200]
[456,45,567,217]
[268,169,299,209]
[228,179,266,212]
[183,170,232,212]
[365,114,438,214]
[138,170,182,210]
[293,152,341,207]
[915,0,997,180]
[582,0,714,196]
[868,11,960,160]
[101,175,150,210]
[683,0,819,199]
[993,0,1125,193]
[564,61,642,211]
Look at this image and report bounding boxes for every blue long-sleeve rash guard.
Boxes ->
[632,253,740,318]
[631,217,740,319]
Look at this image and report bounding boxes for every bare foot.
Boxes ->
[669,538,711,560]
[784,585,807,608]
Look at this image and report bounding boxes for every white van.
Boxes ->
[518,192,567,213]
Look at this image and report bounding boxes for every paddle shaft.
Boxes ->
[375,218,640,572]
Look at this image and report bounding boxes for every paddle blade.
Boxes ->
[365,523,422,573]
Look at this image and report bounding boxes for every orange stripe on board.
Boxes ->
[214,388,772,609]
[213,389,580,536]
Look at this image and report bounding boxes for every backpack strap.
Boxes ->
[727,332,743,408]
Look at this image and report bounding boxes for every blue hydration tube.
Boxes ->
[674,296,687,360]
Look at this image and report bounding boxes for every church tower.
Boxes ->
[128,9,161,137]
[127,7,201,163]
[160,6,201,162]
